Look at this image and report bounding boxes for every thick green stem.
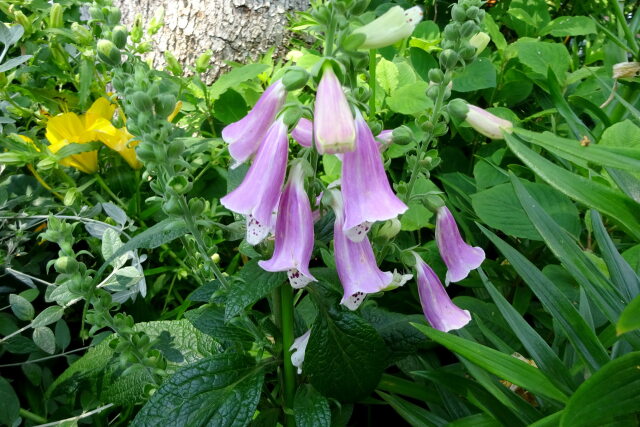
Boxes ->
[369,49,377,116]
[324,11,336,57]
[280,284,296,426]
[19,408,47,424]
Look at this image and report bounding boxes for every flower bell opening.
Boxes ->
[353,5,423,50]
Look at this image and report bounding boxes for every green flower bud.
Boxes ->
[106,6,121,26]
[50,43,69,69]
[451,4,466,22]
[54,256,78,274]
[378,218,401,240]
[342,32,367,51]
[353,86,371,103]
[443,23,459,41]
[97,39,121,66]
[447,98,469,121]
[282,67,309,91]
[112,25,128,48]
[391,125,414,145]
[162,196,183,216]
[439,49,459,69]
[71,22,93,44]
[167,174,191,194]
[136,143,155,162]
[167,140,185,159]
[131,14,143,43]
[426,85,439,101]
[154,93,177,118]
[189,197,205,216]
[63,188,79,206]
[460,45,476,60]
[195,50,213,73]
[14,11,32,35]
[164,51,182,76]
[466,6,480,19]
[368,120,383,136]
[460,21,478,38]
[282,106,303,128]
[49,3,64,29]
[131,91,153,112]
[88,6,104,21]
[428,68,444,83]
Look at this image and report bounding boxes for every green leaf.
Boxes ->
[361,307,428,361]
[600,120,640,149]
[225,260,286,320]
[185,305,253,344]
[386,81,432,115]
[132,354,264,427]
[540,16,597,36]
[561,352,640,426]
[33,326,56,354]
[377,391,447,427]
[0,377,19,426]
[53,141,102,160]
[483,14,507,51]
[78,57,93,109]
[472,181,580,240]
[412,324,569,403]
[209,63,269,100]
[448,413,501,427]
[409,48,437,82]
[0,54,32,72]
[400,202,434,231]
[376,58,399,94]
[617,294,640,335]
[504,133,640,240]
[515,128,640,172]
[478,225,611,372]
[102,228,127,269]
[9,293,34,321]
[546,68,592,139]
[32,306,64,328]
[513,40,570,81]
[478,269,576,394]
[452,58,497,92]
[305,308,388,402]
[294,384,331,427]
[213,89,248,124]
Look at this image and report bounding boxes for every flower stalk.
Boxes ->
[280,284,296,427]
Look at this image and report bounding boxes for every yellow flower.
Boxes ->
[45,98,142,173]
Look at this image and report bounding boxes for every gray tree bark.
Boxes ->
[115,0,310,82]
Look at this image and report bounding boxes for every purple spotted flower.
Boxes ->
[414,252,471,332]
[259,163,316,288]
[314,65,356,154]
[222,80,286,166]
[291,118,313,148]
[330,189,393,310]
[221,118,288,245]
[435,206,485,284]
[341,111,407,242]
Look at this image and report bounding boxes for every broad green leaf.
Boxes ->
[132,354,264,427]
[617,294,640,335]
[0,54,32,72]
[55,319,71,350]
[504,133,640,240]
[102,202,128,226]
[515,128,640,172]
[400,201,433,231]
[540,16,597,36]
[294,385,331,427]
[412,324,569,403]
[478,269,576,394]
[512,40,570,81]
[409,47,437,82]
[483,14,507,51]
[377,391,447,427]
[209,63,269,100]
[452,58,497,92]
[560,352,640,426]
[213,89,248,124]
[32,306,64,328]
[102,228,127,269]
[607,168,640,203]
[224,260,286,320]
[478,225,611,371]
[305,307,388,402]
[0,377,19,426]
[9,293,34,321]
[472,181,580,240]
[376,58,399,94]
[449,413,501,427]
[600,120,640,149]
[32,326,56,354]
[546,68,592,139]
[53,141,102,159]
[185,305,253,344]
[361,307,428,361]
[386,81,432,115]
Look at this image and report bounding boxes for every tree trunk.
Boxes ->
[115,0,310,82]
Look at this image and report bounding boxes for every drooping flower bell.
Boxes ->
[341,110,407,242]
[259,163,316,288]
[435,206,485,284]
[449,100,513,141]
[352,6,423,50]
[222,80,286,167]
[221,117,289,245]
[290,330,311,374]
[313,65,356,154]
[330,189,393,310]
[414,252,471,332]
[291,118,313,148]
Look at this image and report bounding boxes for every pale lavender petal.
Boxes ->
[330,190,393,310]
[314,66,356,154]
[221,118,289,244]
[292,118,313,148]
[290,330,311,374]
[341,111,408,241]
[222,80,286,165]
[465,105,513,140]
[259,163,316,288]
[375,130,393,151]
[414,253,471,332]
[435,206,485,284]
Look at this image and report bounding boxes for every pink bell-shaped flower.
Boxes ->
[414,252,471,332]
[291,118,313,148]
[259,163,316,288]
[221,118,289,245]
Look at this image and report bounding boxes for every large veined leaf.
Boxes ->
[412,324,569,404]
[560,352,640,426]
[504,133,640,240]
